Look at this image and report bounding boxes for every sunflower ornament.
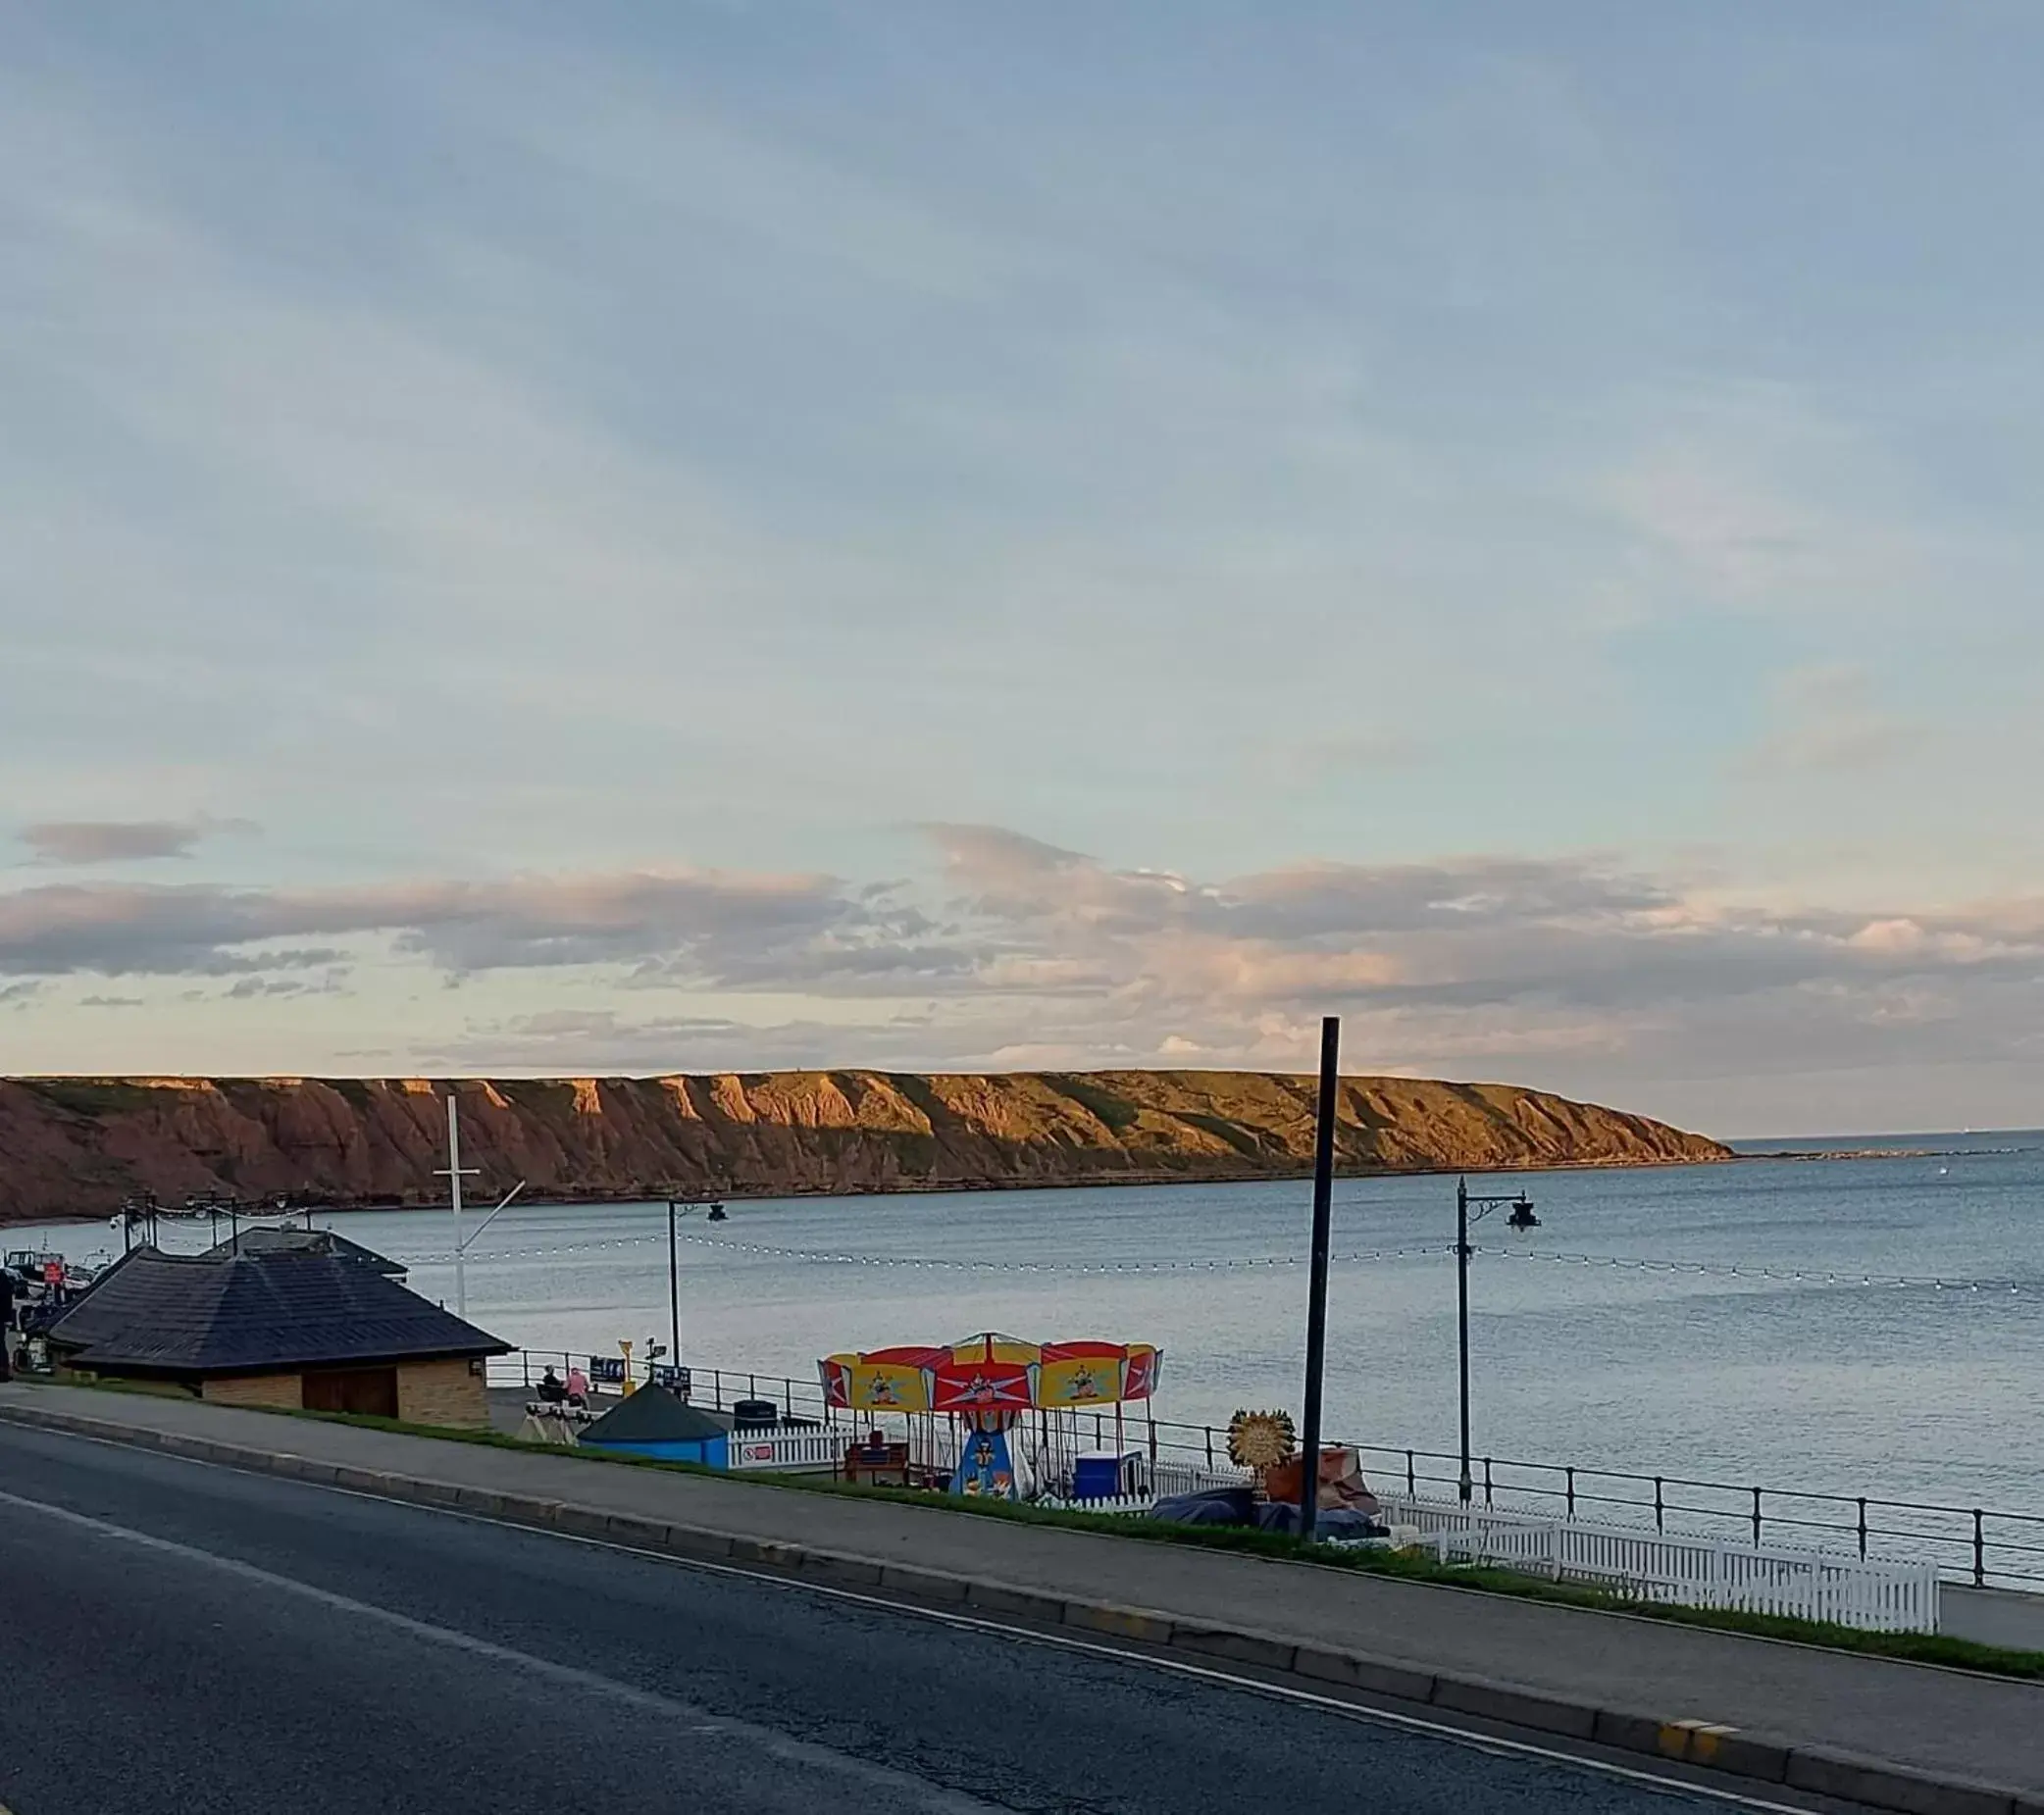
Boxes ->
[1226,1408,1298,1474]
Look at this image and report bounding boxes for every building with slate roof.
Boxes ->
[199,1225,409,1279]
[42,1246,510,1427]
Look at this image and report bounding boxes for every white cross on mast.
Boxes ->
[434,1092,481,1319]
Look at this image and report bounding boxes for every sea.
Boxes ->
[14,1132,2043,1516]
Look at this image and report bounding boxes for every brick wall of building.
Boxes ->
[57,1368,195,1400]
[202,1372,305,1411]
[397,1355,488,1429]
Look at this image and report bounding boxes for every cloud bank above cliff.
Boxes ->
[5,824,2041,1135]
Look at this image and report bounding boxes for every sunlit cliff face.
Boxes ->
[0,1067,1725,1226]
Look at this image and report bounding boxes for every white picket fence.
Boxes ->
[725,1428,847,1472]
[1379,1494,1940,1634]
[1036,1491,1155,1516]
[1151,1458,1253,1497]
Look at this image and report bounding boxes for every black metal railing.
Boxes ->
[485,1350,2044,1590]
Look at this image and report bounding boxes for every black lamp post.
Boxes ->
[663,1191,722,1388]
[1297,1016,1341,1542]
[1455,1177,1536,1504]
[666,1197,684,1380]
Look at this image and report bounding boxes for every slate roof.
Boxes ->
[199,1226,408,1278]
[580,1387,731,1446]
[42,1247,509,1376]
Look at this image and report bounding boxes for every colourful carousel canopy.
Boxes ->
[820,1332,1161,1414]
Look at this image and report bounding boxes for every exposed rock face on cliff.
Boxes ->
[0,1070,1728,1225]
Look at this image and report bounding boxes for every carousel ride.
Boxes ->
[820,1333,1161,1501]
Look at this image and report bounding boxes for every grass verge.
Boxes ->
[26,1376,2044,1683]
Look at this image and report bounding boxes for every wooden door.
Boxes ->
[302,1366,400,1418]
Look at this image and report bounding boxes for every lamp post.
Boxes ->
[1297,1016,1341,1542]
[1455,1176,1536,1504]
[667,1197,683,1378]
[662,1194,718,1388]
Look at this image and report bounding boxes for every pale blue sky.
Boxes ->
[4,2,2042,1134]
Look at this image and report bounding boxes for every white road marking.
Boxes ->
[0,1485,1002,1815]
[521,1524,1838,1815]
[2,1424,1844,1813]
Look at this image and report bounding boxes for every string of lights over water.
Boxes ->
[428,1223,2032,1293]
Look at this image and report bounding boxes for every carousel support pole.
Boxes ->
[1298,1014,1341,1543]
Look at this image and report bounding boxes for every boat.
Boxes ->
[5,1249,64,1289]
[68,1250,115,1287]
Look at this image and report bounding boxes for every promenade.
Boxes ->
[3,1379,2041,1814]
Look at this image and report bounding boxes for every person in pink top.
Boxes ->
[564,1364,589,1407]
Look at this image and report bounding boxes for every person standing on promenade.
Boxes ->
[0,1263,16,1382]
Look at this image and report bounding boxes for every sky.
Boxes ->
[3,1,2042,1138]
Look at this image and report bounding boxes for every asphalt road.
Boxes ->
[0,1424,1811,1815]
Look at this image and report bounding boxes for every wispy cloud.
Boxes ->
[1737,665,1929,778]
[1259,731,1428,784]
[20,815,259,865]
[0,869,868,980]
[419,1008,940,1074]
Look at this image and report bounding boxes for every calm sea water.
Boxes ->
[19,1132,2044,1511]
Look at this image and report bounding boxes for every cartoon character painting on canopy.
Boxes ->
[821,1333,1162,1501]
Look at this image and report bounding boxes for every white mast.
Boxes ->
[435,1091,479,1319]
